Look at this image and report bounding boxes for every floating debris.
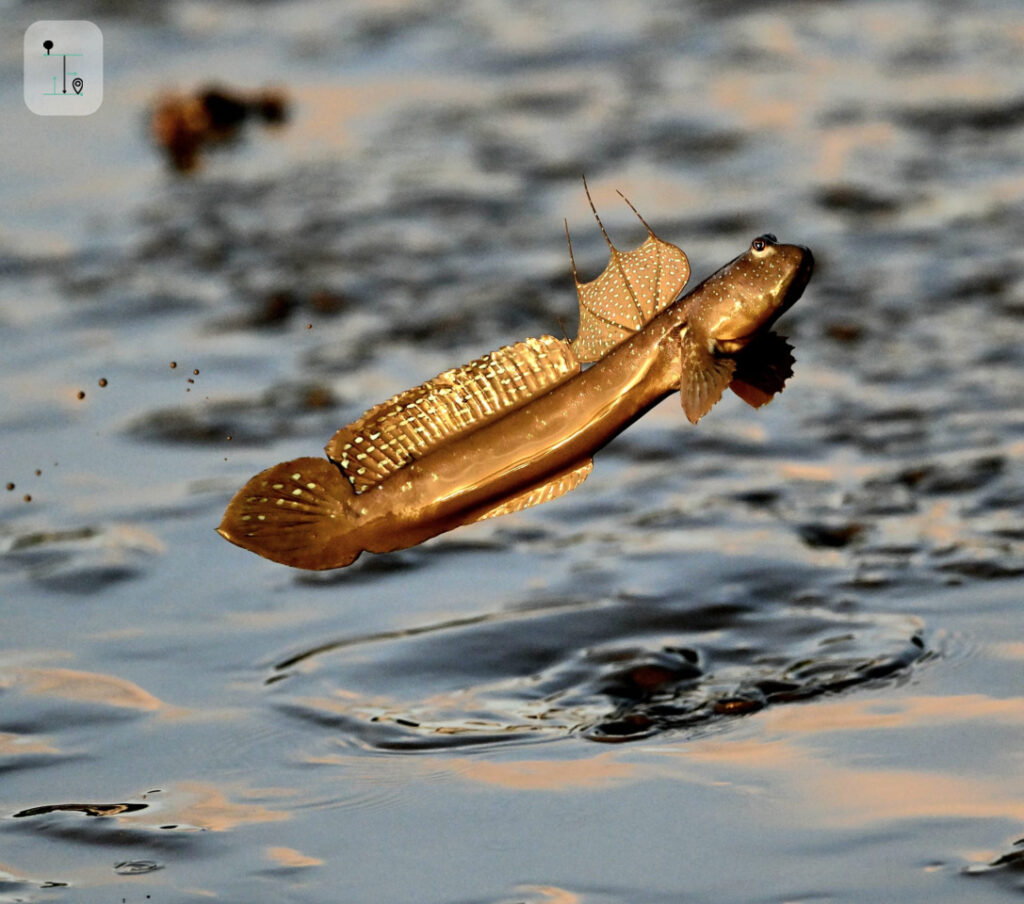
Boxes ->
[150,84,290,172]
[114,860,163,876]
[13,802,148,819]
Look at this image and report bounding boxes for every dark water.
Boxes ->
[3,0,1024,901]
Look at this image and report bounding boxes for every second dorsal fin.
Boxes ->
[569,187,690,364]
[325,335,580,493]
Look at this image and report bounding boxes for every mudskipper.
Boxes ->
[219,188,814,570]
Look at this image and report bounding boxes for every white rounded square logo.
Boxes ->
[24,21,103,116]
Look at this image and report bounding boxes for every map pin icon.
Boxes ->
[72,77,84,95]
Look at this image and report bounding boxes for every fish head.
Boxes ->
[691,235,814,354]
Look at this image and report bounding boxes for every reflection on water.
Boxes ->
[1,0,1024,901]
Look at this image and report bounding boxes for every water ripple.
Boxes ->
[269,589,928,751]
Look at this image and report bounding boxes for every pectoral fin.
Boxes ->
[679,331,736,424]
[729,331,794,409]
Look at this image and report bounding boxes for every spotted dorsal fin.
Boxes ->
[569,184,690,363]
[325,335,580,493]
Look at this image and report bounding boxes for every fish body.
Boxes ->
[219,203,813,570]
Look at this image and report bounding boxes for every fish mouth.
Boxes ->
[758,244,815,329]
[781,246,815,312]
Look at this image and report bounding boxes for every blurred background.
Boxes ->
[2,1,1024,901]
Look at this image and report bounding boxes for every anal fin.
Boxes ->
[464,459,594,524]
[729,331,795,409]
[679,330,736,424]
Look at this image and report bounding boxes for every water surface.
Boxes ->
[2,1,1024,901]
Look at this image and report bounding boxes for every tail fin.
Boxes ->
[217,456,361,570]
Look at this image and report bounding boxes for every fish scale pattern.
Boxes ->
[326,335,580,493]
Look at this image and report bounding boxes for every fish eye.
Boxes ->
[751,234,777,253]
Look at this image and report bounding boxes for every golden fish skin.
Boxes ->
[218,211,813,570]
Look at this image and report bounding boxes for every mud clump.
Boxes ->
[150,84,290,172]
